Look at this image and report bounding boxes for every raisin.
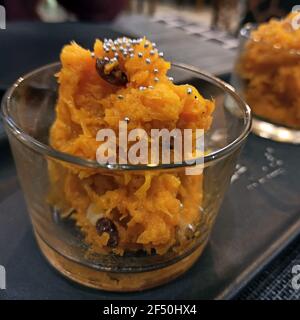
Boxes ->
[96,58,128,86]
[96,217,119,248]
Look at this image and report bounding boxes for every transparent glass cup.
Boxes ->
[1,63,251,291]
[232,24,300,144]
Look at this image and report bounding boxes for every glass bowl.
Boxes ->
[232,23,300,144]
[1,63,251,291]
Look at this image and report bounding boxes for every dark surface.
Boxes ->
[236,234,300,300]
[1,133,300,299]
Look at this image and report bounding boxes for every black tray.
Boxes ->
[1,133,300,300]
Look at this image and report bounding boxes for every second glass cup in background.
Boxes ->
[232,23,300,144]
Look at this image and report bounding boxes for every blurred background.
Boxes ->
[1,0,299,89]
[1,0,299,33]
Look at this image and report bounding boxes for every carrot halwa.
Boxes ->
[237,13,300,128]
[48,37,215,256]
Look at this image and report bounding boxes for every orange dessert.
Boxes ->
[237,13,300,128]
[48,37,215,258]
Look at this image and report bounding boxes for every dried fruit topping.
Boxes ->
[96,58,128,86]
[96,217,119,248]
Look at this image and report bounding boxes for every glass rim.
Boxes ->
[1,62,252,171]
[239,23,300,56]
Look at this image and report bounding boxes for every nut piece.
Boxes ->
[96,217,119,248]
[96,58,128,86]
